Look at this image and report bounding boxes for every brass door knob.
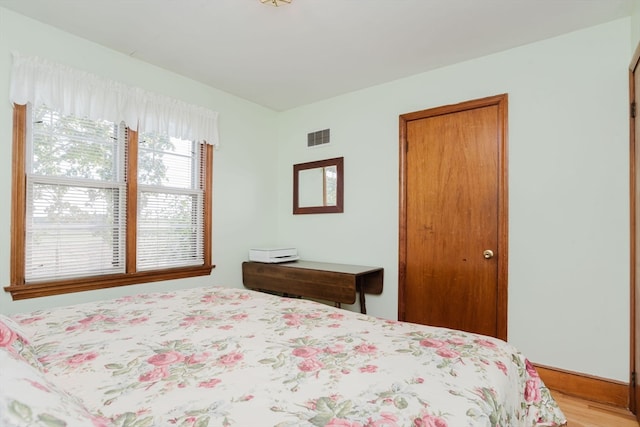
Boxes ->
[483,250,494,259]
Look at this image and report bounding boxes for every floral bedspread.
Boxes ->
[9,286,566,426]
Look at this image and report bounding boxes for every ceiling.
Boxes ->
[0,0,634,111]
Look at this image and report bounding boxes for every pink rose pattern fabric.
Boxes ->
[9,286,566,426]
[0,314,43,370]
[0,322,109,426]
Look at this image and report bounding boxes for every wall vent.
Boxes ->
[307,129,330,147]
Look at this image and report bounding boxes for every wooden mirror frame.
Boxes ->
[293,157,344,214]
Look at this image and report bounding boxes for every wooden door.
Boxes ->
[630,42,640,418]
[399,95,508,340]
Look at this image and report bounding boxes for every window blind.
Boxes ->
[136,133,205,270]
[25,105,127,281]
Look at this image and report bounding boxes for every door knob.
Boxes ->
[483,250,494,259]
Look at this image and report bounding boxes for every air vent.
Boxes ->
[307,129,330,147]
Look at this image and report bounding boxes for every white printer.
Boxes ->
[248,247,299,263]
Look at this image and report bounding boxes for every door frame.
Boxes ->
[629,40,640,417]
[398,94,509,341]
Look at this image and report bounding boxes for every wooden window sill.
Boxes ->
[4,265,215,300]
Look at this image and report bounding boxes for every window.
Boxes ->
[136,130,207,271]
[25,105,128,282]
[7,104,214,300]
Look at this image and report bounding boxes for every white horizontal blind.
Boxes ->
[25,105,127,282]
[137,133,204,270]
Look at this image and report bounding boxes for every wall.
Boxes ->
[0,7,633,383]
[0,8,279,314]
[632,0,640,51]
[276,19,631,381]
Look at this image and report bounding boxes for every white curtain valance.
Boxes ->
[10,53,219,146]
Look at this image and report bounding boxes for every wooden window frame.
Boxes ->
[5,104,214,300]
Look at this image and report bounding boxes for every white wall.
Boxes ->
[276,19,631,382]
[632,0,640,51]
[0,8,279,314]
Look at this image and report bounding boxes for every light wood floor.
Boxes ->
[551,390,639,427]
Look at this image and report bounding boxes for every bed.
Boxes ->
[1,286,566,426]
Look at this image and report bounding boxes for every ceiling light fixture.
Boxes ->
[261,0,291,6]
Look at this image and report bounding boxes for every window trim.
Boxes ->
[5,104,215,300]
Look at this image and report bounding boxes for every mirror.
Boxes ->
[293,157,344,214]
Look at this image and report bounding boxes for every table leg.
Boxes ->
[357,278,367,314]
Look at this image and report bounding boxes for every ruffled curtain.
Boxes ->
[10,53,219,146]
